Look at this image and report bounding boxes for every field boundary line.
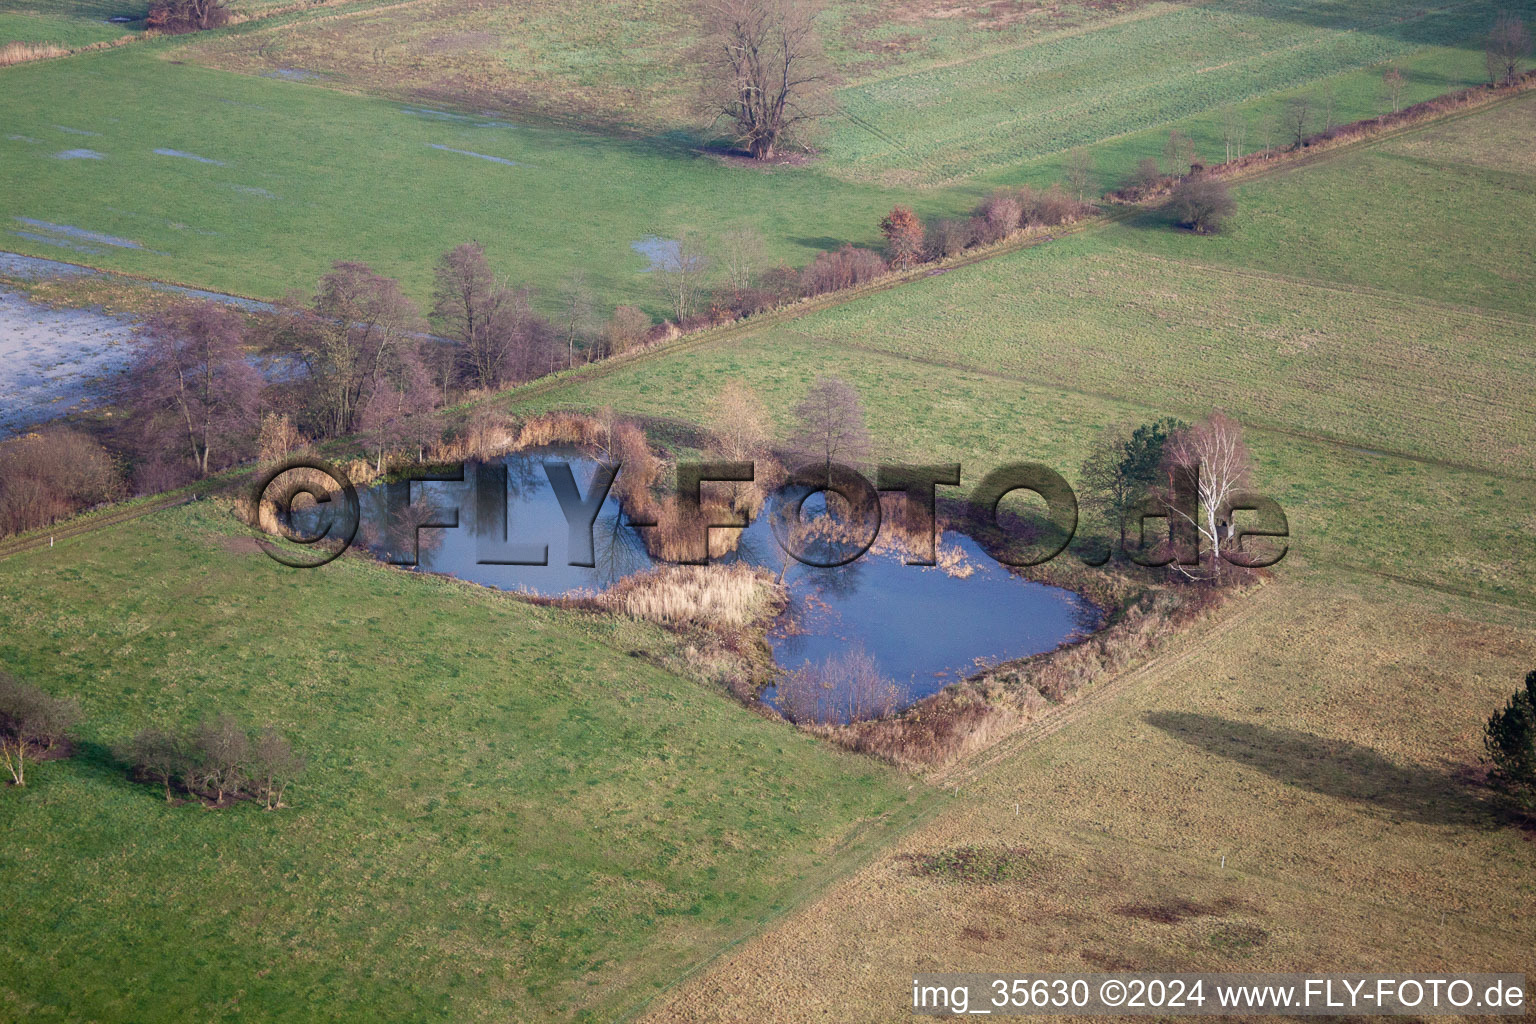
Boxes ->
[1126,252,1536,332]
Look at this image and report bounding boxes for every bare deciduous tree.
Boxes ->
[787,375,872,474]
[603,305,652,357]
[1065,146,1095,200]
[119,728,189,802]
[251,726,304,810]
[692,0,836,159]
[1163,130,1196,176]
[1162,411,1253,566]
[1220,108,1247,162]
[719,225,768,290]
[1382,66,1406,113]
[431,243,534,392]
[558,270,597,370]
[0,672,81,786]
[277,262,427,439]
[655,230,710,322]
[126,301,261,476]
[1169,175,1235,234]
[1283,96,1312,148]
[0,428,121,538]
[1486,12,1531,84]
[706,381,771,508]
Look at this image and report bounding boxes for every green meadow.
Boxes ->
[0,501,930,1023]
[507,90,1536,606]
[3,0,1530,317]
[0,45,968,313]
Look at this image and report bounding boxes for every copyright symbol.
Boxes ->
[249,457,359,568]
[1100,980,1126,1007]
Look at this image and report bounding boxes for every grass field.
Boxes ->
[0,501,931,1022]
[639,580,1536,1021]
[501,91,1536,605]
[3,0,1529,316]
[0,44,967,314]
[182,0,1533,185]
[465,88,1536,1020]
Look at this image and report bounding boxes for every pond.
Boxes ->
[347,450,1099,715]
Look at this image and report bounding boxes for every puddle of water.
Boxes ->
[631,236,680,272]
[426,143,518,166]
[55,126,101,136]
[15,218,142,250]
[154,148,226,167]
[107,15,134,22]
[263,68,319,81]
[0,287,138,436]
[7,135,40,143]
[403,106,476,122]
[54,149,105,160]
[346,451,1098,716]
[10,231,102,254]
[0,250,275,311]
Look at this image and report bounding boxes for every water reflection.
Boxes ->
[348,449,1100,709]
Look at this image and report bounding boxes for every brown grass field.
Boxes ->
[636,580,1536,1021]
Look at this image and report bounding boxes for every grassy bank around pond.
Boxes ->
[0,499,933,1023]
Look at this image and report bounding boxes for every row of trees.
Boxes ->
[1,669,304,807]
[119,714,304,808]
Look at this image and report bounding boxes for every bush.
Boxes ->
[602,304,652,357]
[974,192,1023,244]
[145,0,228,32]
[799,245,887,296]
[0,428,122,537]
[928,218,974,259]
[1485,670,1536,815]
[0,672,82,786]
[879,206,926,268]
[1168,175,1235,234]
[118,713,305,808]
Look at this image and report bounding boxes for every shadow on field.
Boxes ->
[1145,712,1486,827]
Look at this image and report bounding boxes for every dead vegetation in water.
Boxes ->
[599,562,782,629]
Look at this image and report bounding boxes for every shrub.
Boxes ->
[1168,175,1235,234]
[975,192,1023,244]
[800,245,886,296]
[118,713,305,809]
[879,206,926,268]
[145,0,229,33]
[0,428,122,538]
[1127,157,1165,196]
[928,218,973,259]
[0,672,82,786]
[1485,670,1536,815]
[603,304,652,357]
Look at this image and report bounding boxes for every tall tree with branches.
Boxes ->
[692,0,836,159]
[1161,411,1253,566]
[125,301,260,476]
[1486,12,1531,85]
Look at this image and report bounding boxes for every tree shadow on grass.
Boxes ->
[1144,711,1491,828]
